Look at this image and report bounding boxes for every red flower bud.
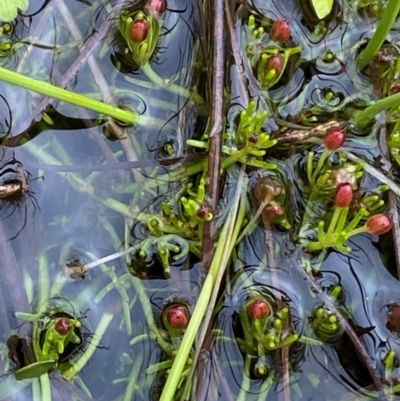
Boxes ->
[365,214,392,235]
[196,203,212,220]
[334,183,353,208]
[129,19,149,43]
[165,306,188,329]
[55,318,72,335]
[266,55,283,74]
[265,202,284,219]
[324,128,345,150]
[146,0,166,18]
[270,20,291,43]
[247,299,270,320]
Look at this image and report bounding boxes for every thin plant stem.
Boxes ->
[201,0,225,277]
[357,0,400,70]
[0,66,137,124]
[256,371,275,401]
[181,169,246,399]
[159,176,243,401]
[32,379,41,401]
[40,374,51,401]
[62,313,114,381]
[123,353,144,401]
[37,252,50,313]
[355,91,400,129]
[237,356,252,401]
[327,207,342,236]
[141,63,204,104]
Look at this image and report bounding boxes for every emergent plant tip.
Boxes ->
[129,19,149,43]
[270,20,291,43]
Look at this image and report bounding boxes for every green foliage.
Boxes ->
[310,0,334,19]
[119,10,160,67]
[0,0,28,22]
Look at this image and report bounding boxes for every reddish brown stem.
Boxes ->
[201,0,225,276]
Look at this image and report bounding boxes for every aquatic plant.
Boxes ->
[3,0,400,401]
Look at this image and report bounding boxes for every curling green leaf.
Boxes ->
[311,0,334,19]
[0,0,29,22]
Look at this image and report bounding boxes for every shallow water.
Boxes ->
[0,0,400,400]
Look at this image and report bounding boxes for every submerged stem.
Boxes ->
[0,66,137,124]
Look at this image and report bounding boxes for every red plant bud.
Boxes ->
[55,318,72,335]
[270,20,291,43]
[129,19,149,43]
[266,55,283,74]
[365,214,392,235]
[146,0,166,18]
[165,306,188,329]
[265,203,284,219]
[334,183,353,208]
[324,128,345,150]
[248,135,258,144]
[196,203,212,219]
[247,299,270,320]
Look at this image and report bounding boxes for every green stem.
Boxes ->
[355,91,400,129]
[37,252,50,313]
[304,240,324,252]
[32,379,41,401]
[312,149,329,183]
[326,207,342,237]
[62,312,113,381]
[123,353,143,401]
[0,66,137,124]
[40,374,51,401]
[237,356,252,401]
[159,187,240,401]
[357,0,400,71]
[141,63,205,104]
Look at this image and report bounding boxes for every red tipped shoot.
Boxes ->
[55,318,72,336]
[365,214,392,235]
[270,20,291,43]
[129,20,149,43]
[266,55,283,74]
[265,202,284,219]
[146,0,166,18]
[334,183,353,208]
[324,128,346,150]
[165,305,189,329]
[247,299,270,321]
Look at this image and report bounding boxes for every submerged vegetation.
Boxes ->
[2,0,400,400]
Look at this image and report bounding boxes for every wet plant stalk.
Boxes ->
[182,169,246,400]
[123,353,143,401]
[201,0,225,278]
[40,374,51,401]
[237,356,252,401]
[159,170,244,401]
[0,66,137,124]
[357,0,400,70]
[355,91,400,129]
[141,64,204,104]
